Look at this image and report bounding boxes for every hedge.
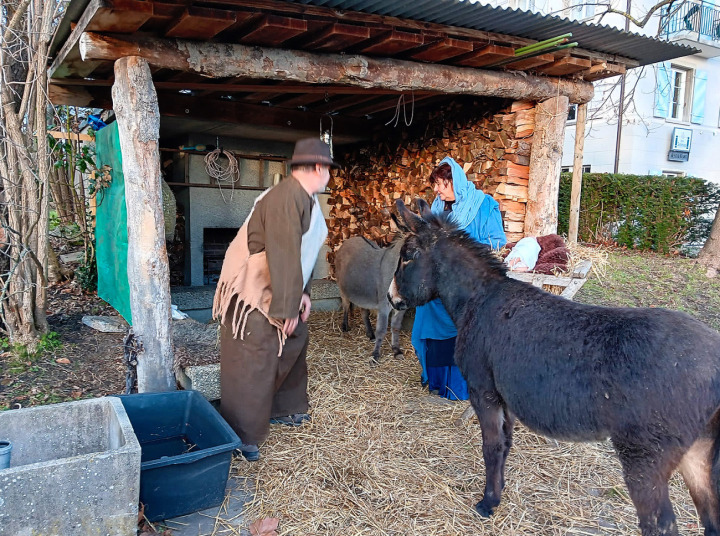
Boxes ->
[557,173,720,253]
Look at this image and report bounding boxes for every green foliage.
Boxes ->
[77,252,98,292]
[558,173,720,254]
[4,332,62,375]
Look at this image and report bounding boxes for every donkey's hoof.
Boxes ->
[392,347,404,360]
[366,333,376,341]
[370,353,381,365]
[474,499,496,518]
[341,323,349,332]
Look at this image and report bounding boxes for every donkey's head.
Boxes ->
[387,199,444,310]
[387,198,508,312]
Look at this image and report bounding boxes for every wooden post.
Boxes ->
[112,56,175,393]
[79,32,595,104]
[525,96,569,237]
[568,103,587,245]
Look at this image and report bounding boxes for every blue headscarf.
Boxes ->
[430,157,485,229]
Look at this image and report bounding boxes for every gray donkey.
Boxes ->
[334,235,406,362]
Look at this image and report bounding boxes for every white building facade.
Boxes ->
[481,0,720,182]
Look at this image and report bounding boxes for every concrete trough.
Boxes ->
[0,397,141,536]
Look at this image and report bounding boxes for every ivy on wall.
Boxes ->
[558,173,720,253]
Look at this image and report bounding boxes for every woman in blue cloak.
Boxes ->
[411,157,507,400]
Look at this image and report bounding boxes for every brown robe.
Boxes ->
[217,176,316,445]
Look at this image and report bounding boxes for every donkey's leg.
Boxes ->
[470,388,507,518]
[389,309,405,359]
[613,440,680,536]
[341,297,351,332]
[361,309,375,341]
[371,305,390,363]
[677,427,720,535]
[499,408,516,491]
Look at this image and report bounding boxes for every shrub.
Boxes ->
[558,173,720,254]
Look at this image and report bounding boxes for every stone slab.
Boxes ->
[82,315,129,333]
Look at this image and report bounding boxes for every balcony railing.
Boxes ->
[659,0,720,42]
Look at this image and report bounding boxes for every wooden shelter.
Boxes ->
[48,0,694,391]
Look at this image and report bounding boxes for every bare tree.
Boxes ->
[0,0,60,349]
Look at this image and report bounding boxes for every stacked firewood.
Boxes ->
[327,100,536,268]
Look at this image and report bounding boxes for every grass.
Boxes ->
[574,250,720,331]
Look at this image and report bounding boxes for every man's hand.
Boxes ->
[300,293,312,323]
[283,316,299,336]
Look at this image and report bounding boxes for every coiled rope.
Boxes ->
[205,148,240,203]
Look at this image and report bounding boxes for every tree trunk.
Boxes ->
[112,55,175,393]
[525,96,569,237]
[79,32,595,104]
[698,207,720,277]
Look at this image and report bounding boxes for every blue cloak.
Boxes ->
[411,157,507,399]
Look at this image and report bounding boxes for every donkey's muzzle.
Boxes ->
[388,292,408,310]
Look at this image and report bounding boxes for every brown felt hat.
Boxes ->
[289,138,340,168]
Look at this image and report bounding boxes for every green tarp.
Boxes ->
[95,122,132,324]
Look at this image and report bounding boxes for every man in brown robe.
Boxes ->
[213,138,337,461]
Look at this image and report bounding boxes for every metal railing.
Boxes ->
[659,0,720,41]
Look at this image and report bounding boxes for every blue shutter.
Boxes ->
[691,69,707,124]
[654,62,671,118]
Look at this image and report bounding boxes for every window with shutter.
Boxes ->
[691,69,707,124]
[654,62,672,118]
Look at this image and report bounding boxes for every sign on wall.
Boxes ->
[668,127,692,162]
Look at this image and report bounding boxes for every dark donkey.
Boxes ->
[335,235,406,362]
[389,199,720,536]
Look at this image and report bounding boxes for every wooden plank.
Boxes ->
[536,56,592,77]
[239,14,307,47]
[409,37,473,62]
[48,0,105,78]
[572,259,593,279]
[559,278,587,299]
[454,44,515,68]
[358,30,425,56]
[582,62,626,82]
[165,7,237,39]
[504,53,556,71]
[47,130,93,142]
[86,0,153,33]
[304,23,371,50]
[78,33,596,103]
[507,272,573,286]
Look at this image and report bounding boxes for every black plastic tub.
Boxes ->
[115,390,241,521]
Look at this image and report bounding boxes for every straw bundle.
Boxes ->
[234,312,699,535]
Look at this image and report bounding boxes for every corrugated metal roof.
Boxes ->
[282,0,698,65]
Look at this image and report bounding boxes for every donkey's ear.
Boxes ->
[395,199,426,233]
[416,197,432,220]
[390,213,408,233]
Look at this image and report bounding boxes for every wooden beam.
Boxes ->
[164,7,237,39]
[408,37,473,62]
[536,56,592,77]
[239,14,307,46]
[78,32,595,103]
[112,56,175,393]
[525,96,569,236]
[156,94,371,133]
[454,44,515,68]
[48,0,105,78]
[303,23,371,51]
[568,102,587,245]
[51,78,433,95]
